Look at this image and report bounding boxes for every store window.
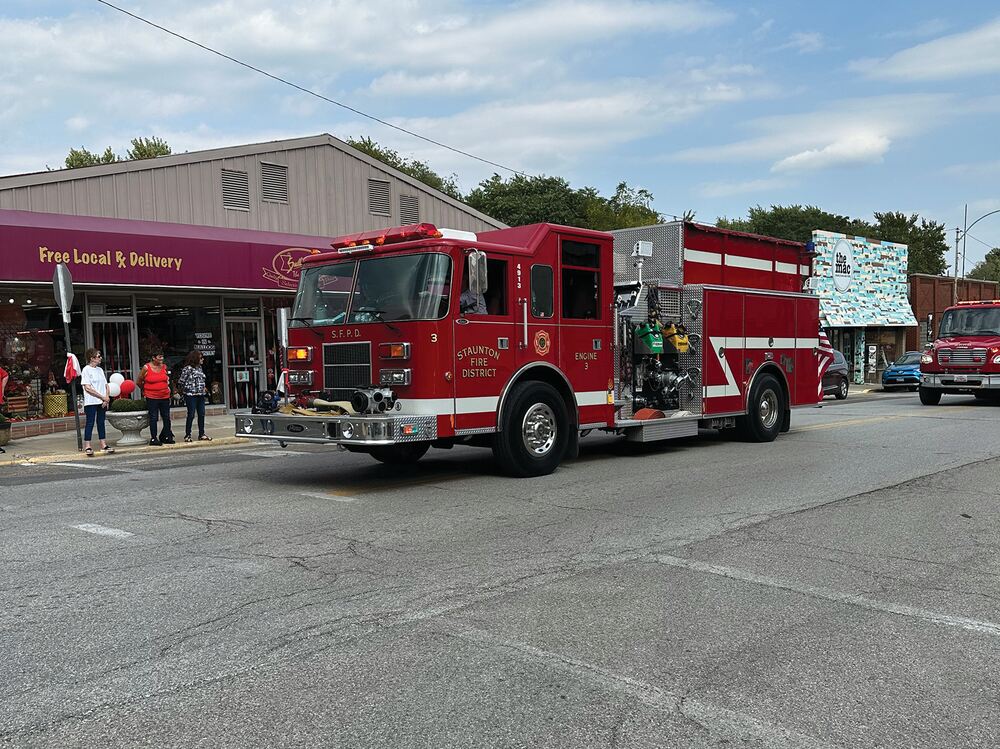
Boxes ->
[0,289,85,420]
[136,294,224,405]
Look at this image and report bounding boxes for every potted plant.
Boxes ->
[107,398,149,446]
[0,411,11,449]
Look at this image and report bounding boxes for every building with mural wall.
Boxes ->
[811,230,917,384]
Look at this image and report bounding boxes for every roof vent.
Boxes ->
[261,162,288,204]
[368,179,391,216]
[221,169,250,211]
[399,194,420,224]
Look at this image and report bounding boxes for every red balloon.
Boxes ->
[120,380,136,397]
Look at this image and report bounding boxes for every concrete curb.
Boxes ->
[1,436,249,467]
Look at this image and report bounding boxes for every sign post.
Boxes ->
[53,264,83,450]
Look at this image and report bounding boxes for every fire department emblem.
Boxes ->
[533,330,551,356]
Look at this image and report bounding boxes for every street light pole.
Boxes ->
[953,206,1000,304]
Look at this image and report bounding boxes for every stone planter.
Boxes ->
[0,425,10,448]
[107,411,149,446]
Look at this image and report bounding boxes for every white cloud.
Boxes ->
[779,31,824,54]
[942,160,1000,179]
[852,18,1000,80]
[65,116,90,132]
[771,133,890,173]
[368,70,505,97]
[672,94,951,173]
[880,18,950,41]
[697,177,790,198]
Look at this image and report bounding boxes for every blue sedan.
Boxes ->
[882,351,923,391]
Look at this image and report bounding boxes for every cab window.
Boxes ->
[531,265,553,318]
[561,240,600,319]
[485,258,508,315]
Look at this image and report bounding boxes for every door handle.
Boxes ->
[520,298,528,349]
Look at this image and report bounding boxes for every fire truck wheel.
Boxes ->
[493,380,568,477]
[367,443,430,465]
[738,374,783,443]
[918,387,942,405]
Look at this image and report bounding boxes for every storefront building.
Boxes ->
[811,229,917,384]
[1,209,347,422]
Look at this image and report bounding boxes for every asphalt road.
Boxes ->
[2,391,999,748]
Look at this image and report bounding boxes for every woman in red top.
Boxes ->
[138,349,174,445]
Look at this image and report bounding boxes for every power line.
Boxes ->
[93,0,528,177]
[964,232,997,250]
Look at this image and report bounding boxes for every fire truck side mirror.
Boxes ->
[468,249,488,295]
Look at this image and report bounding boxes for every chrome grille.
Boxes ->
[938,348,987,365]
[323,342,371,400]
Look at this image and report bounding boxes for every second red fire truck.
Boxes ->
[236,220,831,476]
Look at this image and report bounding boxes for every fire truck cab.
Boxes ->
[918,299,1000,404]
[236,221,827,477]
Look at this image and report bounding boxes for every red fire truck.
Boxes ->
[918,299,1000,404]
[236,221,830,476]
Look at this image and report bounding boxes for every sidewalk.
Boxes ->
[1,413,246,466]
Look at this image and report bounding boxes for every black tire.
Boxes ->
[908,386,919,392]
[737,374,784,443]
[834,377,849,400]
[368,442,429,465]
[918,387,942,405]
[492,380,568,477]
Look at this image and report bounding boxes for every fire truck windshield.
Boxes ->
[291,253,452,327]
[939,307,1000,337]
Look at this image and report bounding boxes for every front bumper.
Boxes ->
[882,372,920,386]
[234,412,437,446]
[920,373,1000,390]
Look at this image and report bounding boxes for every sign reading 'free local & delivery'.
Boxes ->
[38,246,184,271]
[2,209,332,292]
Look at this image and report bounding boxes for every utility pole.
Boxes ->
[954,225,960,306]
[962,203,969,280]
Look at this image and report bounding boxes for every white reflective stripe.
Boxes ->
[800,264,811,275]
[711,337,817,350]
[724,255,773,272]
[705,337,741,398]
[575,390,608,407]
[398,396,499,416]
[775,261,799,275]
[456,396,499,414]
[684,249,722,265]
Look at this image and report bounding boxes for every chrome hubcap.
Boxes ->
[522,403,557,455]
[759,389,778,430]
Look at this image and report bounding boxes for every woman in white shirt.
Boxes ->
[80,348,114,456]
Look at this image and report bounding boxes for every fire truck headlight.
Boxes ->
[241,418,254,434]
[341,422,355,439]
[921,353,933,365]
[993,355,1000,364]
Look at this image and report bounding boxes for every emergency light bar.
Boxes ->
[330,223,444,251]
[956,299,1000,305]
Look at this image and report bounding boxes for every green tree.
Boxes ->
[64,146,119,169]
[466,174,589,227]
[968,247,1000,282]
[716,204,874,243]
[582,181,663,231]
[871,211,948,276]
[716,205,949,275]
[127,136,171,160]
[466,174,663,230]
[346,136,462,200]
[64,136,172,169]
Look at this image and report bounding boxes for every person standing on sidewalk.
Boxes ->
[137,349,174,445]
[178,351,212,443]
[80,348,114,456]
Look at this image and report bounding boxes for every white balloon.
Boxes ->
[108,382,122,397]
[109,373,125,385]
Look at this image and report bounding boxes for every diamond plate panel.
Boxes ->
[679,286,704,416]
[611,223,684,286]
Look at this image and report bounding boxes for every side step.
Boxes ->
[622,418,698,443]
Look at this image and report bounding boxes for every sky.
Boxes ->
[2,0,999,270]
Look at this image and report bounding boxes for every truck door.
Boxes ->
[555,237,613,425]
[453,252,516,433]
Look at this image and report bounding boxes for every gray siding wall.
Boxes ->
[0,143,500,236]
